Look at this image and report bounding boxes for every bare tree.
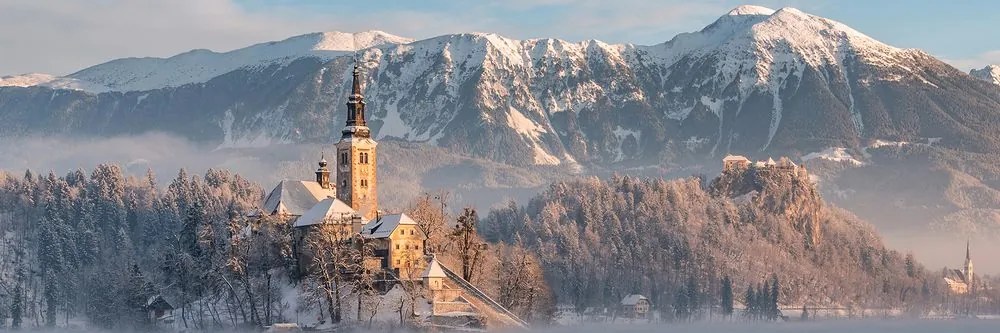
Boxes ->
[303,222,357,324]
[451,208,485,282]
[408,191,449,254]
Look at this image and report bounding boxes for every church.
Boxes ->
[944,242,976,295]
[260,63,425,279]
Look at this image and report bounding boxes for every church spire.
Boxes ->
[345,62,367,129]
[966,239,971,261]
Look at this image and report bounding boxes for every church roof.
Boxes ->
[361,213,418,239]
[723,155,750,162]
[262,180,336,216]
[294,197,360,228]
[422,256,446,279]
[621,294,649,306]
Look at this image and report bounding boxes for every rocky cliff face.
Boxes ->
[2,6,999,169]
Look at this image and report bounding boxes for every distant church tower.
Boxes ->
[336,62,378,220]
[964,240,974,286]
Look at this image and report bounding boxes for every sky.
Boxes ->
[1,0,999,76]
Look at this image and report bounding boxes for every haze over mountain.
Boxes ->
[1,5,999,272]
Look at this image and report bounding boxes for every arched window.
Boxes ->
[342,180,347,188]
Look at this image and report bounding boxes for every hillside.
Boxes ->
[481,167,944,310]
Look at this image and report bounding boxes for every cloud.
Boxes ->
[941,50,1000,71]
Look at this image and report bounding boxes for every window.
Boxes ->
[396,260,400,265]
[342,180,347,188]
[396,244,399,250]
[410,229,414,235]
[341,152,348,165]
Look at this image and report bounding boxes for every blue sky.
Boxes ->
[1,0,998,75]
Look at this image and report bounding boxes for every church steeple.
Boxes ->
[316,152,331,189]
[344,63,369,136]
[335,59,378,220]
[964,240,974,283]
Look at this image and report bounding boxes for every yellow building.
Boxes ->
[362,213,427,280]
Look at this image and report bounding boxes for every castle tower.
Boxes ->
[315,153,331,189]
[336,62,378,220]
[964,240,974,286]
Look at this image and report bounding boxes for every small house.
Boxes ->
[620,294,651,319]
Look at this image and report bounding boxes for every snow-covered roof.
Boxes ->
[361,213,419,239]
[620,294,648,306]
[723,154,750,162]
[422,257,446,279]
[262,180,336,216]
[293,197,360,228]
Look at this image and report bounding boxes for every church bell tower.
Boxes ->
[336,62,378,220]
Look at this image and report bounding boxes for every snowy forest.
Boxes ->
[0,165,551,330]
[0,164,998,330]
[481,167,1000,319]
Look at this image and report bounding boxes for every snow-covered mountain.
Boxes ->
[971,65,1000,86]
[2,5,999,168]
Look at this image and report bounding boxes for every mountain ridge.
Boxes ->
[1,5,999,170]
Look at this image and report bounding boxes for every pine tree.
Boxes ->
[756,283,768,320]
[11,283,22,328]
[720,276,734,316]
[673,289,688,321]
[770,274,780,320]
[744,285,755,319]
[905,253,917,278]
[686,276,699,319]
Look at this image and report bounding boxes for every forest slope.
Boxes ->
[482,167,943,311]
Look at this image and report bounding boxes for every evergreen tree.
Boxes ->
[770,274,780,320]
[720,275,734,316]
[905,253,917,278]
[744,285,755,319]
[673,289,689,321]
[11,283,22,329]
[686,276,699,319]
[756,283,768,320]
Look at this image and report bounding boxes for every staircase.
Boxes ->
[435,263,529,328]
